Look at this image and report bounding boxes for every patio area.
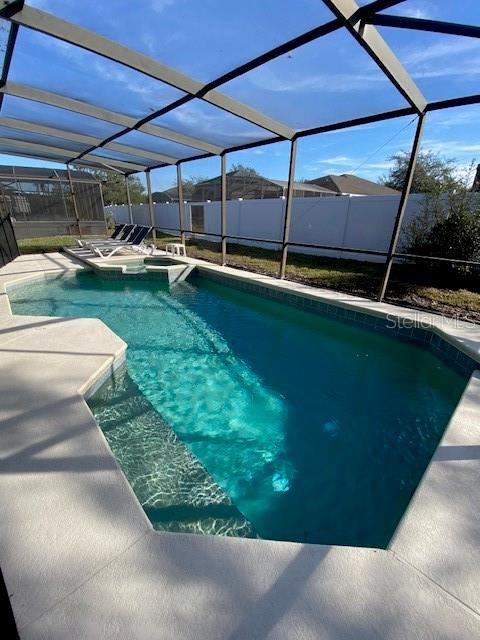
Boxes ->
[0,252,479,638]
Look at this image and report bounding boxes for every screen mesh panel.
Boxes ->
[0,0,474,173]
[74,181,104,221]
[26,0,335,82]
[151,99,277,148]
[115,130,205,159]
[0,18,11,77]
[0,125,90,153]
[89,148,151,167]
[0,144,70,163]
[378,28,480,102]
[1,176,75,221]
[221,28,410,130]
[380,0,480,25]
[9,28,186,118]
[1,95,125,138]
[0,170,104,222]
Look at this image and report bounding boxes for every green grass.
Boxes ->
[17,235,102,254]
[17,234,480,322]
[154,235,480,321]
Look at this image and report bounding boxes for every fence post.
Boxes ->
[177,163,186,244]
[279,138,298,279]
[221,154,227,265]
[124,174,133,224]
[378,114,425,301]
[66,164,82,238]
[145,170,157,244]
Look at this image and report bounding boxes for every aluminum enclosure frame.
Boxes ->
[0,0,478,299]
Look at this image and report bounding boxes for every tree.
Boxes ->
[180,175,209,191]
[403,164,480,264]
[151,191,172,203]
[381,151,462,194]
[230,163,259,175]
[72,166,146,204]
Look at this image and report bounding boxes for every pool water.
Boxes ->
[9,271,466,547]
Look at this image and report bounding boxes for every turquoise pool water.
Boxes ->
[9,271,466,547]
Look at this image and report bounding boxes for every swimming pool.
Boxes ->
[9,270,468,548]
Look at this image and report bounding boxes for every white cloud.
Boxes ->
[90,59,176,106]
[422,138,480,156]
[364,161,393,170]
[35,34,178,108]
[150,0,176,13]
[302,164,323,174]
[170,106,261,140]
[301,155,395,178]
[404,8,430,19]
[404,38,480,67]
[317,155,355,165]
[247,66,385,94]
[430,108,480,127]
[390,1,434,20]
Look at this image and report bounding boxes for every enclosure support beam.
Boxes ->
[279,138,298,279]
[378,113,425,301]
[66,164,82,237]
[8,5,294,139]
[124,175,133,224]
[220,154,227,265]
[0,84,222,155]
[97,179,107,234]
[323,0,427,114]
[367,14,480,40]
[0,117,100,146]
[145,170,156,244]
[177,164,186,244]
[0,22,20,111]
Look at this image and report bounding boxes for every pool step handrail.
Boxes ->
[170,264,195,284]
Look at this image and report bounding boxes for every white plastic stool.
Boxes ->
[165,242,187,257]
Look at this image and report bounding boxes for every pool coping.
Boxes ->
[0,252,479,638]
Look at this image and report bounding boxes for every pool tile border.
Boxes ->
[1,253,479,636]
[195,268,478,379]
[62,244,479,380]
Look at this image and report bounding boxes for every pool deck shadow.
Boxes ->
[0,252,479,639]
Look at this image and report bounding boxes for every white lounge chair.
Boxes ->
[77,224,132,248]
[93,226,154,259]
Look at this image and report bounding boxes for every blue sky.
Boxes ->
[1,0,479,192]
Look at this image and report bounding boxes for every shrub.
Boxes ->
[407,190,480,262]
[404,161,480,260]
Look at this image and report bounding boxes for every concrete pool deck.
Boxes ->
[0,252,479,638]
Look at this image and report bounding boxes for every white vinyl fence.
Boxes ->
[106,194,429,263]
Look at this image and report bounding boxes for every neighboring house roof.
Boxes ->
[267,177,334,194]
[194,170,334,194]
[308,174,400,195]
[158,184,195,201]
[0,165,100,182]
[158,170,336,201]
